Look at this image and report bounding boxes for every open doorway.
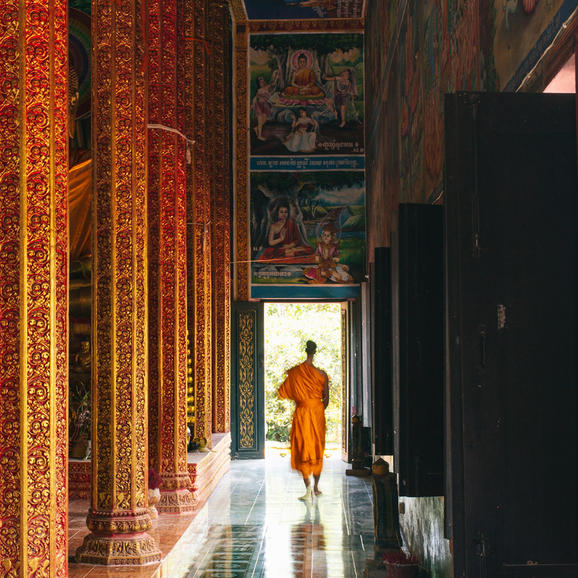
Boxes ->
[263,302,344,459]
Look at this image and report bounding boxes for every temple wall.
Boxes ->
[365,0,576,254]
[365,3,575,576]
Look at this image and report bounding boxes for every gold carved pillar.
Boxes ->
[209,1,232,433]
[147,0,194,514]
[0,1,69,575]
[232,12,250,300]
[75,0,161,565]
[186,0,213,446]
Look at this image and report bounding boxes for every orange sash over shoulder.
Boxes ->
[279,362,326,477]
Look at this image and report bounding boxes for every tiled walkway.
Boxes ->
[172,453,375,577]
[70,451,377,577]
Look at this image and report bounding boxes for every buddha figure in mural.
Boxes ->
[281,51,325,101]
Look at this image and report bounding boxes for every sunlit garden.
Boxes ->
[264,302,343,446]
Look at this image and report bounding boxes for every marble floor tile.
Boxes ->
[69,452,377,577]
[177,453,375,577]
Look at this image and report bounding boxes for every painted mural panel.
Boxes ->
[243,0,364,20]
[399,0,425,203]
[249,33,364,164]
[491,0,574,90]
[250,171,365,298]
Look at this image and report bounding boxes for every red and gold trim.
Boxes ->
[233,20,250,301]
[147,0,194,514]
[209,1,232,433]
[186,0,214,446]
[0,0,69,575]
[76,0,161,564]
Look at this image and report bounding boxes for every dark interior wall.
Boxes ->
[365,0,483,249]
[364,0,575,234]
[365,4,482,573]
[364,2,576,575]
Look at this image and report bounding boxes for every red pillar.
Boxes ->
[147,0,195,514]
[75,0,161,565]
[0,0,69,574]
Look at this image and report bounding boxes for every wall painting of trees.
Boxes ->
[249,33,364,169]
[250,171,365,299]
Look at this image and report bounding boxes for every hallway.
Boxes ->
[168,453,374,577]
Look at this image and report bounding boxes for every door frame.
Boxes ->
[230,301,265,459]
[231,299,358,460]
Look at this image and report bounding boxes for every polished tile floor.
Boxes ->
[172,451,375,577]
[69,450,377,577]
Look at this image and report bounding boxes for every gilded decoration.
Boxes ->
[187,0,214,446]
[86,508,152,533]
[79,0,160,565]
[159,489,198,513]
[74,534,162,566]
[238,312,256,448]
[229,0,248,22]
[0,0,69,575]
[233,22,250,300]
[210,0,232,433]
[147,0,193,514]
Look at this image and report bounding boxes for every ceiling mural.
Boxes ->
[243,0,365,20]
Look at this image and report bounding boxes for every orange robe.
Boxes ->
[279,362,326,477]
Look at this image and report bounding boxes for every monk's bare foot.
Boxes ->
[314,488,322,496]
[298,487,313,501]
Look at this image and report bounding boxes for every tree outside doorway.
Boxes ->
[264,302,343,450]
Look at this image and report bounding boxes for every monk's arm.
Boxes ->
[322,372,329,409]
[278,375,291,399]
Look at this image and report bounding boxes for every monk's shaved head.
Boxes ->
[305,340,317,355]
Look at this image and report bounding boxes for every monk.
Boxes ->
[279,340,329,501]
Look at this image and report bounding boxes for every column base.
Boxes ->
[75,532,162,566]
[158,488,196,514]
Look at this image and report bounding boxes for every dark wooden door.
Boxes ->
[445,93,577,577]
[371,247,394,455]
[394,204,444,497]
[231,301,264,459]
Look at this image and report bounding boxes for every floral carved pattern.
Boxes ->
[76,0,160,565]
[187,0,213,446]
[238,312,256,449]
[0,1,69,575]
[210,1,232,434]
[233,22,250,300]
[147,0,193,514]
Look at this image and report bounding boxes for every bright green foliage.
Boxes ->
[264,302,343,444]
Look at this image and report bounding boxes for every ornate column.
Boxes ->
[209,1,231,433]
[186,0,213,447]
[147,0,194,514]
[75,0,161,565]
[231,10,250,300]
[0,1,69,575]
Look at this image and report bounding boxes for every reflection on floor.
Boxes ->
[172,453,374,577]
[69,451,376,577]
